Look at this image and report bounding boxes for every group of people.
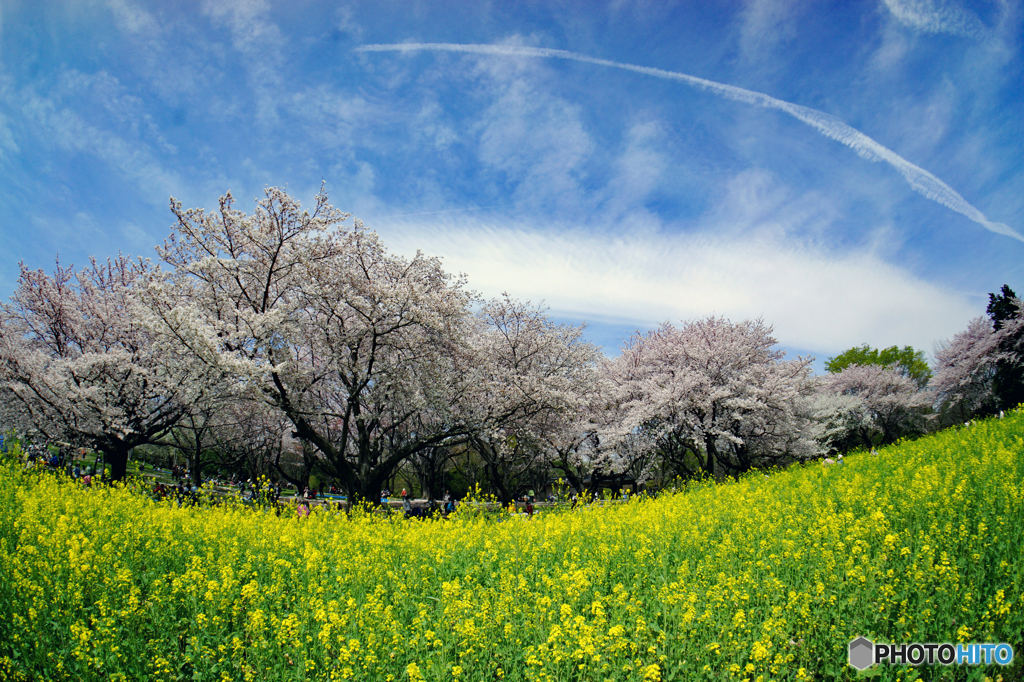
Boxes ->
[518,487,625,515]
[235,478,284,503]
[567,490,606,508]
[151,481,200,507]
[16,441,105,484]
[399,488,457,518]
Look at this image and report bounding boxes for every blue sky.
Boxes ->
[1,0,1022,370]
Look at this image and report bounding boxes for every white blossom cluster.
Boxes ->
[931,305,1024,419]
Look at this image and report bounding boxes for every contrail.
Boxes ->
[356,42,1023,243]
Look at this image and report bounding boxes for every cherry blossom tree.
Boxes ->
[210,397,293,484]
[540,366,660,496]
[162,403,223,485]
[807,392,865,455]
[150,187,479,505]
[157,389,290,487]
[544,409,604,496]
[0,257,199,480]
[0,383,27,430]
[818,364,931,448]
[404,443,463,502]
[1000,299,1024,407]
[930,300,1024,421]
[460,295,601,504]
[930,317,1002,421]
[604,317,820,479]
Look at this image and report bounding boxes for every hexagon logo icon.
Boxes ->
[849,637,875,670]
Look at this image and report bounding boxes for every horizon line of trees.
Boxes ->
[2,187,1022,504]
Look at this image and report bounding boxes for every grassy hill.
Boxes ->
[0,411,1021,681]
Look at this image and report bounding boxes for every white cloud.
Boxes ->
[287,84,373,148]
[384,216,974,356]
[334,3,363,41]
[869,20,914,72]
[882,78,958,156]
[470,43,596,213]
[880,0,987,38]
[0,110,18,158]
[413,100,458,150]
[737,0,805,66]
[104,0,161,35]
[13,71,185,202]
[376,169,977,358]
[201,0,286,126]
[600,119,669,216]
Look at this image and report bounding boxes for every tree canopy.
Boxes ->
[986,285,1024,411]
[0,256,210,479]
[0,186,963,491]
[931,284,1024,421]
[825,343,932,389]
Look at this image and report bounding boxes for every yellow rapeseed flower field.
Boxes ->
[0,411,1021,681]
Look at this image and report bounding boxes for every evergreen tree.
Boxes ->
[987,285,1024,410]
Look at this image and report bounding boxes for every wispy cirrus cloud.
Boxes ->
[0,111,18,159]
[880,0,987,38]
[357,42,1023,244]
[737,0,806,67]
[470,51,596,214]
[15,72,184,200]
[104,0,161,35]
[367,168,973,358]
[380,213,976,357]
[201,0,287,126]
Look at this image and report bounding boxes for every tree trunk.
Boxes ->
[487,459,513,506]
[351,474,386,510]
[702,434,718,477]
[105,442,130,482]
[552,457,585,495]
[188,438,204,487]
